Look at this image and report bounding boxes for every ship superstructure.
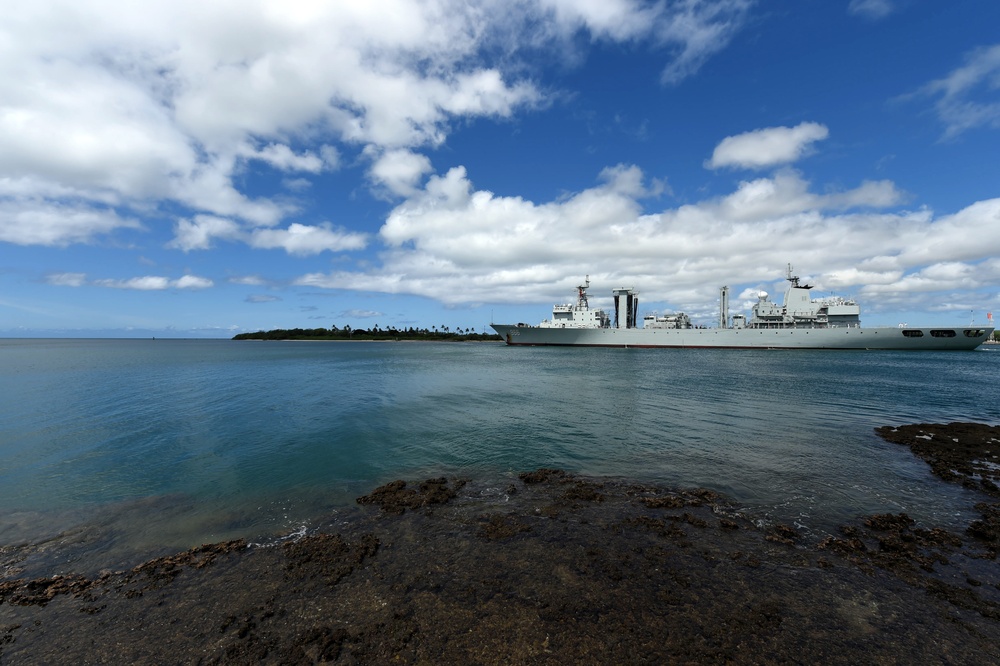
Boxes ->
[742,266,860,330]
[491,265,994,350]
[537,277,610,329]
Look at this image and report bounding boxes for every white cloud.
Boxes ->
[295,161,998,316]
[174,275,214,289]
[95,276,172,290]
[0,0,546,247]
[651,0,754,85]
[0,0,755,251]
[858,261,993,297]
[169,214,371,256]
[45,272,88,287]
[917,44,1000,139]
[250,223,368,255]
[898,198,1000,264]
[0,201,141,246]
[238,143,337,173]
[847,0,894,20]
[538,0,752,84]
[166,156,288,226]
[164,2,547,151]
[826,180,904,209]
[368,149,435,198]
[169,215,243,251]
[825,267,903,292]
[707,122,830,170]
[710,170,903,221]
[369,164,646,271]
[540,0,665,40]
[92,274,213,290]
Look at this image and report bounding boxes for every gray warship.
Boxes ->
[490,266,994,350]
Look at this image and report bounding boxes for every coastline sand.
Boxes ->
[2,423,1000,664]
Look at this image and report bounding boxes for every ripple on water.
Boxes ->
[1,340,998,573]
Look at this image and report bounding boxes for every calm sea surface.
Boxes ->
[2,338,999,575]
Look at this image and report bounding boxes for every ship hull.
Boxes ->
[491,324,994,350]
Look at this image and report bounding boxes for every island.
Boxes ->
[233,326,501,342]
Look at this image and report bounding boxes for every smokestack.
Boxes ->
[719,286,729,329]
[613,287,639,329]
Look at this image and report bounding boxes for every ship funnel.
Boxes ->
[613,287,639,329]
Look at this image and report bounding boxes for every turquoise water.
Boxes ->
[2,339,999,573]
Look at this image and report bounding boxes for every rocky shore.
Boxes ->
[3,423,1000,664]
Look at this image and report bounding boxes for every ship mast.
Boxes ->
[785,263,812,289]
[786,263,799,287]
[577,276,590,309]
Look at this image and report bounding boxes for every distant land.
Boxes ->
[233,326,501,342]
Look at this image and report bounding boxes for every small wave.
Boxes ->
[247,523,311,549]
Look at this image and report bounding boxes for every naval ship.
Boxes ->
[490,266,994,350]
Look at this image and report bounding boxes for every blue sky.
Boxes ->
[2,0,998,337]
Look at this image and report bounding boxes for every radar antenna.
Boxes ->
[786,263,799,287]
[786,263,813,289]
[577,276,590,309]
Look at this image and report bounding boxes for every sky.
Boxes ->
[2,0,999,337]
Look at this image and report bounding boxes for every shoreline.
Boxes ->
[3,423,1000,663]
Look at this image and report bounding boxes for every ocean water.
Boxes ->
[2,338,999,575]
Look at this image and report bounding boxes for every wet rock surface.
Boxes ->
[875,422,1000,495]
[3,427,1000,664]
[876,422,1000,560]
[356,477,467,515]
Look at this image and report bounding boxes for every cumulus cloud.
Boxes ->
[0,1,755,249]
[916,44,1000,139]
[368,149,435,198]
[707,122,830,170]
[710,170,903,221]
[169,215,243,251]
[296,160,999,316]
[249,223,368,255]
[174,275,214,289]
[0,1,542,246]
[0,201,141,246]
[169,215,368,256]
[237,143,337,174]
[896,198,1000,265]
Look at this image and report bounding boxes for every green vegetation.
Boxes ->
[233,325,501,342]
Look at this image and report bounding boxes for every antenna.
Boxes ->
[577,276,590,309]
[786,263,799,287]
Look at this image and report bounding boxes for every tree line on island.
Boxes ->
[233,325,502,342]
